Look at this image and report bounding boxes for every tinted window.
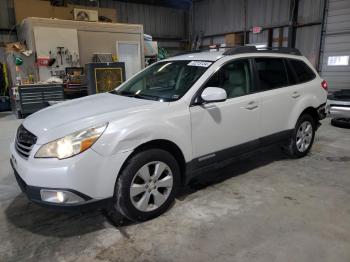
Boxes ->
[285,59,298,85]
[255,58,288,90]
[204,59,253,99]
[289,59,316,83]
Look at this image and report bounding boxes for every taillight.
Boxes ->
[321,80,328,91]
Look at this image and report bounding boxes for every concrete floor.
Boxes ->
[1,111,350,262]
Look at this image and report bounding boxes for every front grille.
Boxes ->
[15,125,37,159]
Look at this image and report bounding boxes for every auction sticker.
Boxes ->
[187,61,212,67]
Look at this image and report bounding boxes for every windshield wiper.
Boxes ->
[133,93,160,101]
[111,90,161,101]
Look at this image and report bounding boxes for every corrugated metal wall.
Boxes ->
[193,0,245,36]
[192,0,325,67]
[298,0,324,24]
[0,0,187,42]
[321,0,350,91]
[295,0,324,66]
[0,0,17,44]
[246,0,290,28]
[193,0,291,37]
[65,0,187,39]
[0,0,15,28]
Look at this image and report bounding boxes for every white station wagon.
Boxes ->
[10,46,327,222]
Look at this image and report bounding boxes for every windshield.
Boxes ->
[112,60,212,101]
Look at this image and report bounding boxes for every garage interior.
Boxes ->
[0,0,350,261]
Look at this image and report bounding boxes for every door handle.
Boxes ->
[245,101,258,110]
[291,91,300,98]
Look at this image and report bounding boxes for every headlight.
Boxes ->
[35,123,108,159]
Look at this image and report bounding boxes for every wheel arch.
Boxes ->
[118,139,187,186]
[288,95,321,130]
[300,107,319,124]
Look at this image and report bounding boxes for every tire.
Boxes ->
[331,118,350,129]
[110,149,180,222]
[283,114,316,158]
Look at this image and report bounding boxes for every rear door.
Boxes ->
[254,57,301,144]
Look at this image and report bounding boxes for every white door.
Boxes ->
[190,59,261,165]
[254,57,300,137]
[117,42,141,80]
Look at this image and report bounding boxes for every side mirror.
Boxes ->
[201,87,227,103]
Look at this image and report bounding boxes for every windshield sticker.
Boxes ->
[187,61,212,67]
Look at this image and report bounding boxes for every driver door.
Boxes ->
[190,59,261,167]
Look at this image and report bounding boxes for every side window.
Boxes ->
[204,59,253,99]
[289,59,316,83]
[255,58,289,90]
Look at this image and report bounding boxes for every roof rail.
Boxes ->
[222,46,302,56]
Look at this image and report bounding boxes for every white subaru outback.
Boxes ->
[10,47,327,222]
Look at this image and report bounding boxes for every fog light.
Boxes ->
[40,189,85,204]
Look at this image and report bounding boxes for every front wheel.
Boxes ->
[109,149,180,222]
[283,114,316,158]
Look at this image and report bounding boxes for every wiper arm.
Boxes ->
[111,90,163,101]
[111,90,135,97]
[133,93,160,101]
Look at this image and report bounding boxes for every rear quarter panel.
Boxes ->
[287,58,327,129]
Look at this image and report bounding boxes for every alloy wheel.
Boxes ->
[296,121,313,152]
[130,161,173,212]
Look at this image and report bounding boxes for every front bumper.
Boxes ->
[327,99,350,119]
[10,142,131,210]
[11,159,112,211]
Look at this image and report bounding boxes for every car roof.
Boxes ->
[164,51,224,62]
[163,47,304,62]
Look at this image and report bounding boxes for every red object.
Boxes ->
[252,26,262,34]
[37,57,50,66]
[321,80,328,91]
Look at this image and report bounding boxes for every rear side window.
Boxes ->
[288,59,316,83]
[284,59,298,85]
[255,58,289,90]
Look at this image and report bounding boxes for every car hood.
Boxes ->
[23,93,162,144]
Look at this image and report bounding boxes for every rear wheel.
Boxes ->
[283,114,316,158]
[109,149,180,222]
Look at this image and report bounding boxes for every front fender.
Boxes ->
[92,114,192,162]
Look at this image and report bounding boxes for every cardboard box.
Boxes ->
[14,0,117,23]
[14,0,52,23]
[52,6,74,21]
[74,8,99,22]
[225,33,243,47]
